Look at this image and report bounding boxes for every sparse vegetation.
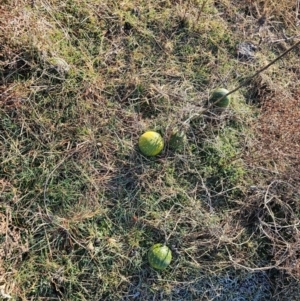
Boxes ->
[1,0,300,300]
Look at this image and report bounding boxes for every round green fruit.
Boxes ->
[148,243,172,270]
[209,88,230,107]
[138,131,164,156]
[168,129,186,150]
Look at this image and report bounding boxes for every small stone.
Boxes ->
[237,42,257,61]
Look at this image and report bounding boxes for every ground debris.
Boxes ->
[236,41,258,61]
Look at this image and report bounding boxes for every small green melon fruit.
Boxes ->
[138,131,164,156]
[209,88,230,107]
[168,128,186,150]
[148,243,172,270]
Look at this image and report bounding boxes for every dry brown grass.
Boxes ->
[248,90,300,172]
[1,0,300,300]
[240,74,300,288]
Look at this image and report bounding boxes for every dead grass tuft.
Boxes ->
[247,90,300,173]
[0,205,28,300]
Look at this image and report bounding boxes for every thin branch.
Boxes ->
[184,39,300,124]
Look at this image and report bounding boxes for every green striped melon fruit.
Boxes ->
[168,128,186,150]
[148,243,172,270]
[209,88,230,107]
[138,131,164,156]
